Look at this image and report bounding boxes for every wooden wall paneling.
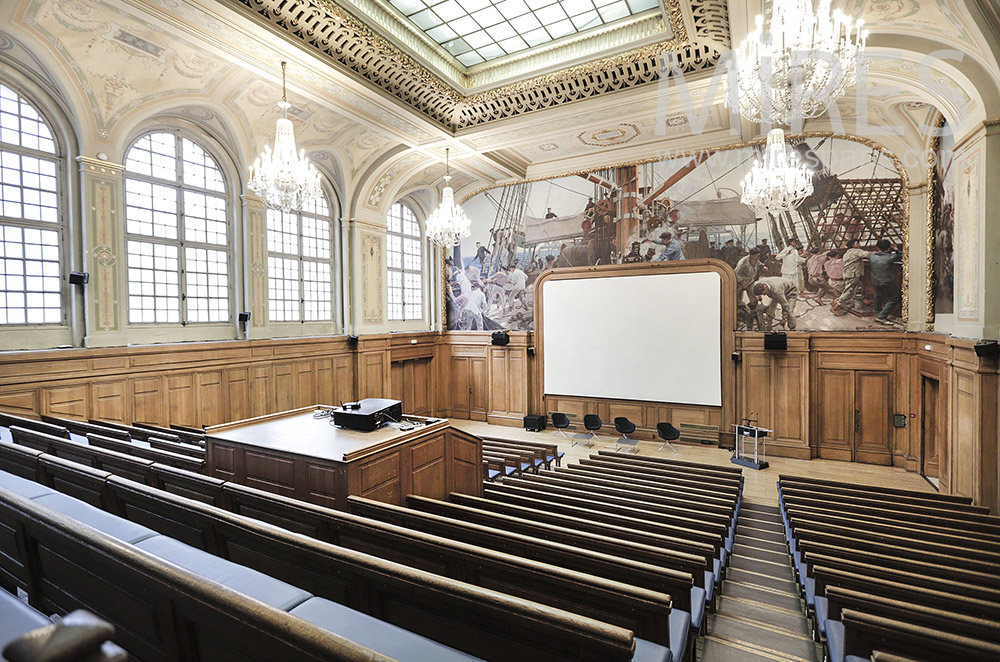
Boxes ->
[197,371,226,427]
[332,355,353,405]
[131,376,165,425]
[90,380,127,424]
[165,374,196,427]
[952,369,978,501]
[294,360,315,408]
[469,356,487,421]
[273,363,295,412]
[447,428,483,496]
[41,384,89,419]
[225,368,250,423]
[250,365,274,418]
[390,361,405,405]
[359,352,387,400]
[0,389,39,416]
[315,358,333,406]
[410,358,431,415]
[489,348,508,417]
[920,375,940,478]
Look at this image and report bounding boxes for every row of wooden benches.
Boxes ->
[778,474,1000,662]
[0,411,206,473]
[0,426,743,662]
[482,437,565,480]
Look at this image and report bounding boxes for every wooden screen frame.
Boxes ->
[533,259,737,441]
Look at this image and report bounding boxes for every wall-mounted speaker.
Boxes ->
[69,271,89,286]
[764,332,787,351]
[491,331,510,346]
[237,311,251,323]
[974,340,999,359]
[347,335,359,347]
[731,352,741,362]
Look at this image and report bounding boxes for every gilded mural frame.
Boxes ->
[460,132,913,326]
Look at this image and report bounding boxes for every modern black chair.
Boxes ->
[550,413,571,441]
[656,422,680,453]
[574,414,602,447]
[613,417,638,453]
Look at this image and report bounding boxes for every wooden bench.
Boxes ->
[0,411,71,439]
[133,421,206,446]
[554,465,737,506]
[840,609,1000,662]
[0,488,395,662]
[483,437,563,466]
[584,455,742,491]
[104,475,682,654]
[778,475,981,510]
[87,433,205,473]
[576,459,741,498]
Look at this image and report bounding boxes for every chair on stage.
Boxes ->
[550,413,571,441]
[656,422,680,453]
[613,417,639,453]
[572,414,602,447]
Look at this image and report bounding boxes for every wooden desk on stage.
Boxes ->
[205,406,482,510]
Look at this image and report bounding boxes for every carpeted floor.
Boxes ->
[699,502,821,662]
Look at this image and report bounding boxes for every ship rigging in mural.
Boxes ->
[449,137,906,334]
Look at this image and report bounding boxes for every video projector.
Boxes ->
[332,398,403,432]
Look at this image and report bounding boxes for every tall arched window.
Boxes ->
[386,202,422,322]
[0,83,62,325]
[267,190,335,322]
[124,132,230,324]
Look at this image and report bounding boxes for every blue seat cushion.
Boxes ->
[845,657,868,662]
[704,570,715,602]
[290,596,482,661]
[68,432,89,444]
[633,637,672,662]
[488,469,500,480]
[0,591,49,650]
[826,619,844,662]
[815,596,828,637]
[690,586,706,631]
[804,577,815,609]
[0,470,54,500]
[32,492,157,544]
[0,427,11,443]
[134,535,312,611]
[668,608,690,662]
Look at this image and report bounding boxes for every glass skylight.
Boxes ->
[391,0,660,65]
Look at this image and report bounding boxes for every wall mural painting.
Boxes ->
[447,136,907,333]
[932,117,955,315]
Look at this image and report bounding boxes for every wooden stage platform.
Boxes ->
[205,406,482,510]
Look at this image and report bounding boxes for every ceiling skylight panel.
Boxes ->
[391,0,656,64]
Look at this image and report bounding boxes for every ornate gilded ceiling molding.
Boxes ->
[232,0,729,131]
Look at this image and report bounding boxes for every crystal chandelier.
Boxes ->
[425,148,472,247]
[741,129,814,216]
[728,0,868,125]
[248,62,322,212]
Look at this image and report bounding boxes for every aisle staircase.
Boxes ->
[700,501,821,662]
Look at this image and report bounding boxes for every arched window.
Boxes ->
[124,132,230,324]
[386,202,422,321]
[267,190,335,322]
[0,83,62,325]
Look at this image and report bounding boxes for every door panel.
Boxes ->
[815,369,854,461]
[921,376,940,478]
[854,371,891,465]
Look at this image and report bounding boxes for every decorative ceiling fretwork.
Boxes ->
[232,0,730,131]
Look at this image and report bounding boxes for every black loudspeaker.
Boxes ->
[69,271,89,286]
[974,341,999,359]
[347,335,359,347]
[523,414,546,431]
[764,332,787,351]
[237,311,251,323]
[491,331,510,346]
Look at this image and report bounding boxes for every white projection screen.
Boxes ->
[542,271,722,406]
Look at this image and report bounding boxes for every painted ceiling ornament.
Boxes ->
[248,61,322,212]
[727,0,868,125]
[425,148,472,248]
[741,129,814,216]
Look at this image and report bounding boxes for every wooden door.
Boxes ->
[921,376,940,478]
[853,371,892,465]
[469,357,488,420]
[816,369,855,461]
[450,357,471,418]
